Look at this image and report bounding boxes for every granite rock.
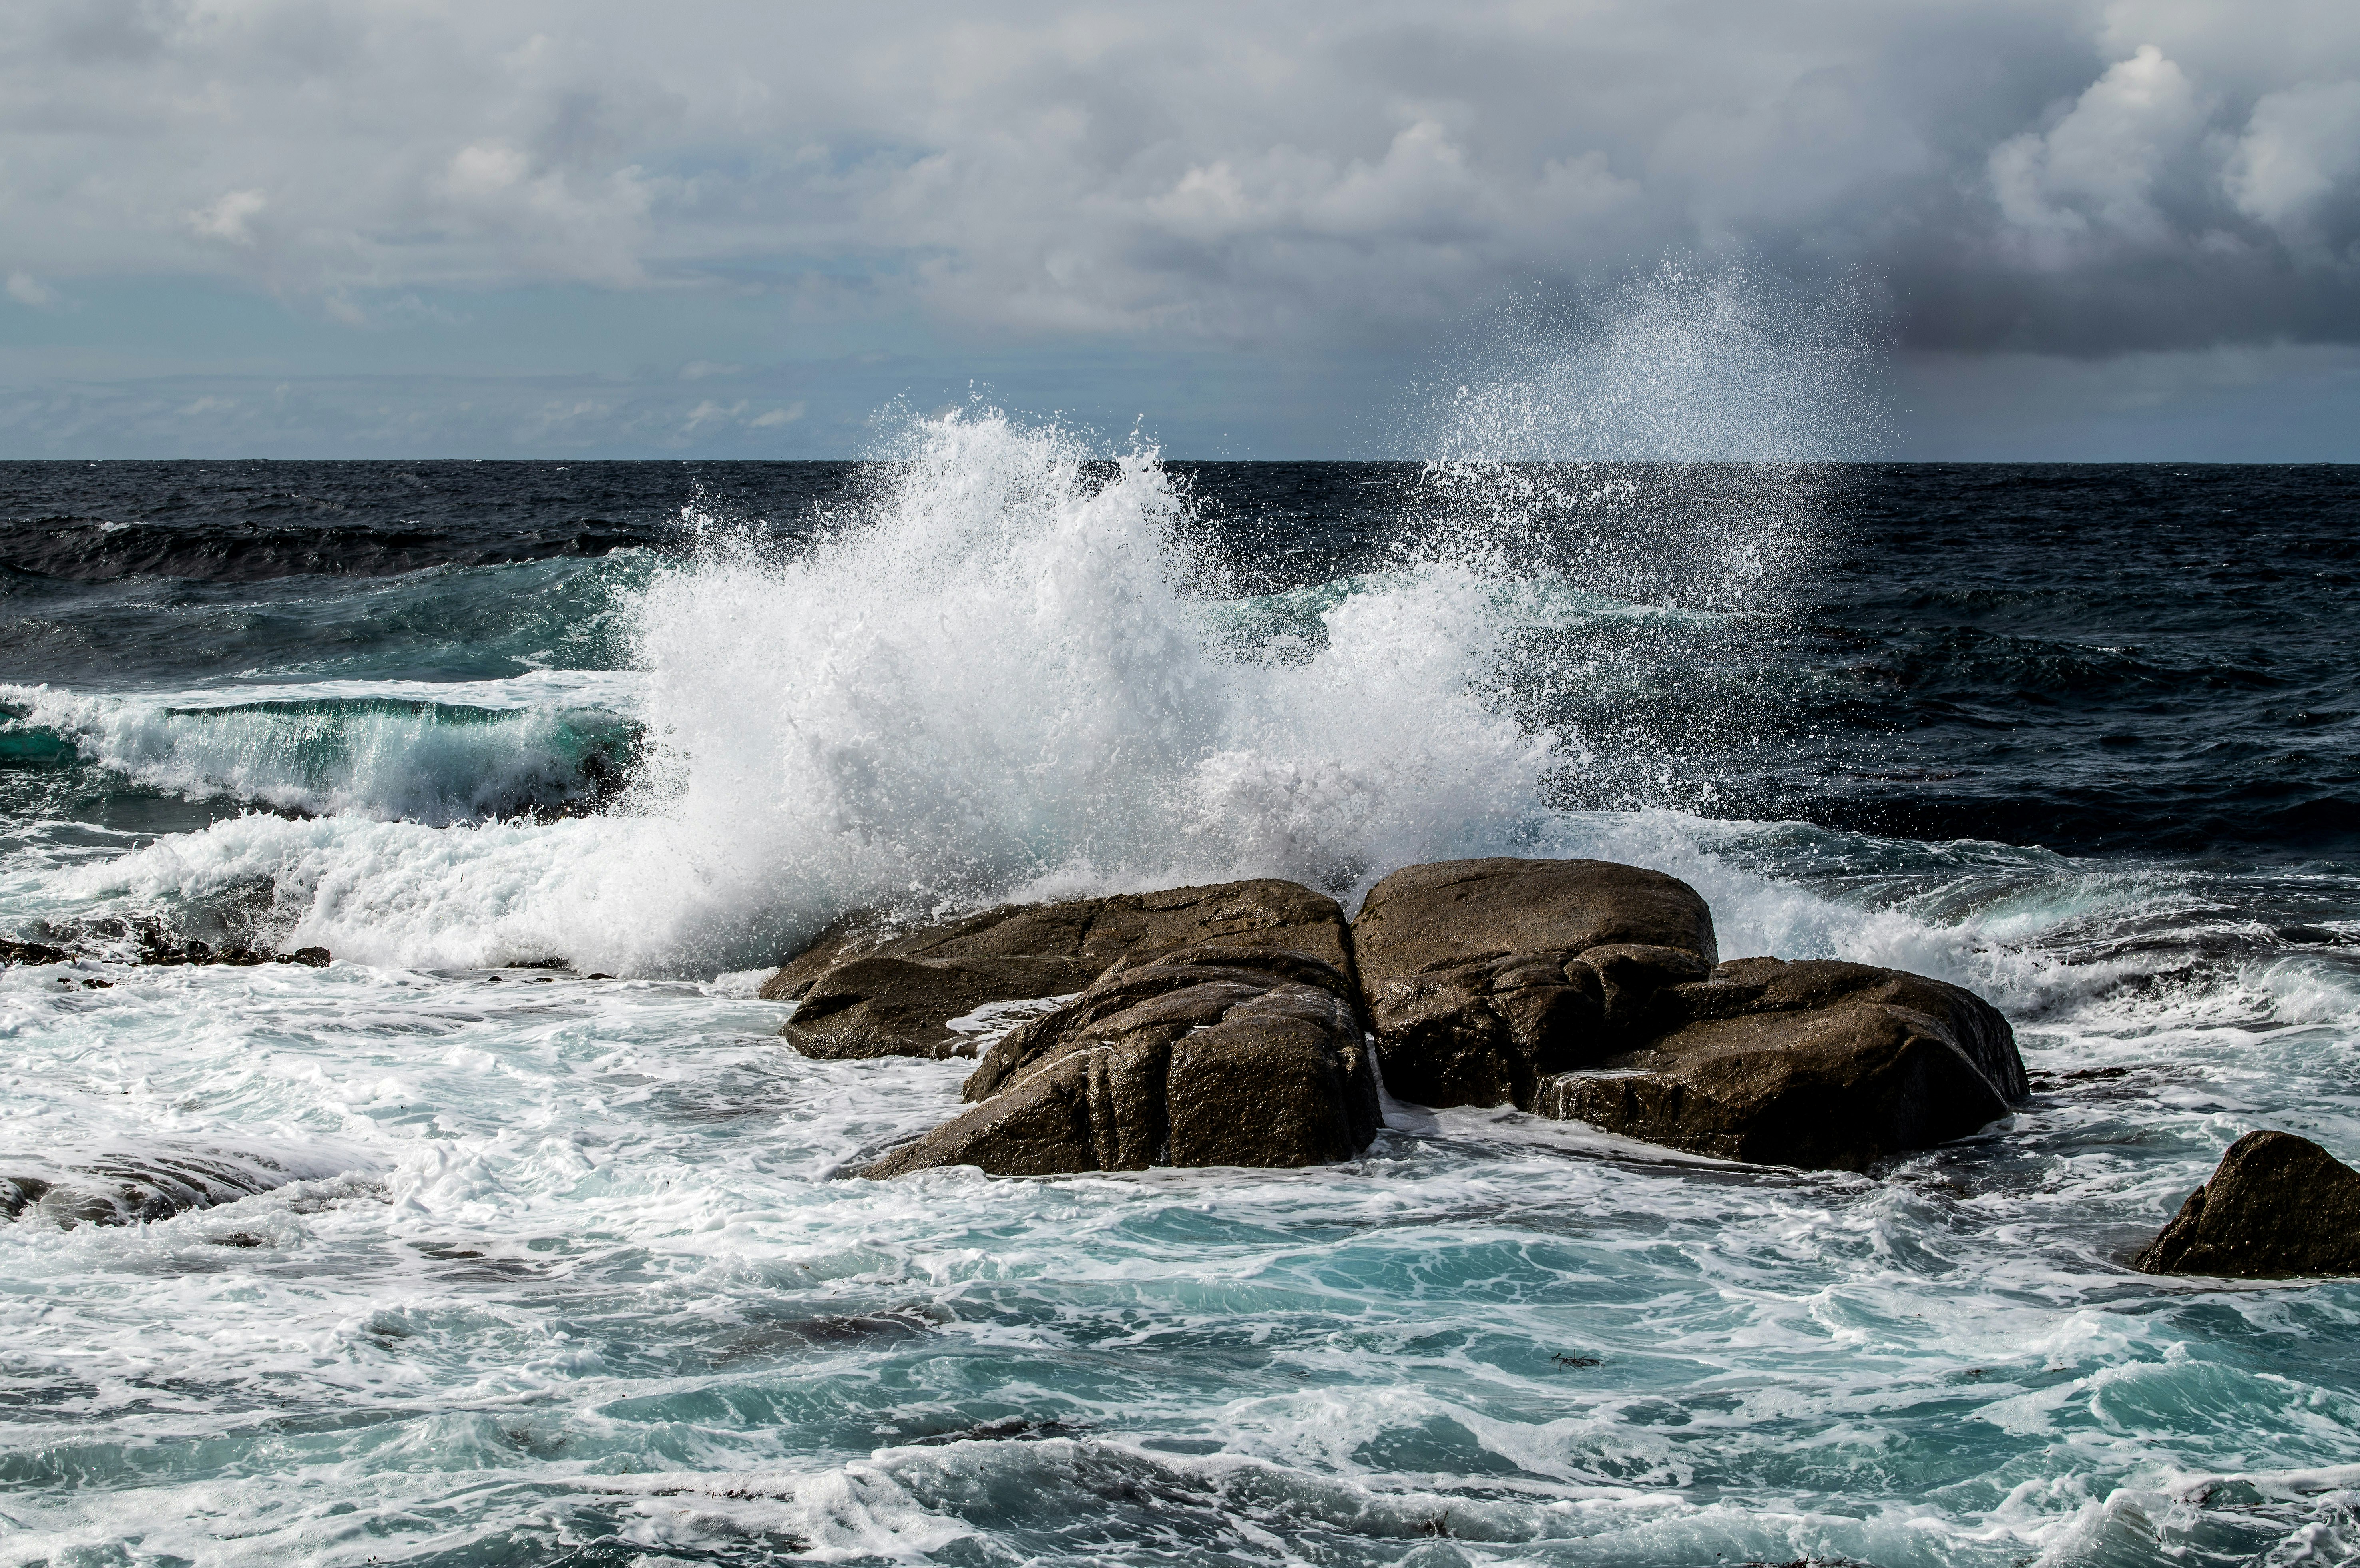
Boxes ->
[2133,1130,2360,1278]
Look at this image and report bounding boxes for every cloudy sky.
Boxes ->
[2,0,2356,459]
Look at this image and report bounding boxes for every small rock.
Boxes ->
[1,938,72,968]
[2133,1131,2360,1278]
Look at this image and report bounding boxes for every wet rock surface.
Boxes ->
[785,952,1103,1060]
[1,937,72,967]
[2133,1130,2360,1278]
[1535,957,2026,1170]
[830,858,2024,1177]
[4,929,330,972]
[139,938,331,968]
[1350,858,1719,1110]
[770,879,1355,1062]
[1,1151,298,1228]
[860,944,1378,1178]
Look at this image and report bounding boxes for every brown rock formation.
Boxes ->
[2133,1131,2360,1277]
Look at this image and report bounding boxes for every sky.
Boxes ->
[1,0,2356,460]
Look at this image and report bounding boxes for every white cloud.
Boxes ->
[1989,45,2206,257]
[187,189,269,247]
[2225,80,2360,235]
[0,0,2354,359]
[6,271,58,307]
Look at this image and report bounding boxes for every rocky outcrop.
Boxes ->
[1348,857,2023,1171]
[770,880,1354,1062]
[141,940,331,968]
[816,855,2022,1178]
[1350,858,1719,1110]
[1534,957,2026,1170]
[1,934,329,972]
[860,944,1378,1177]
[2,938,72,967]
[2133,1131,2360,1278]
[2,1151,299,1228]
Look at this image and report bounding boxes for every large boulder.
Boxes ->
[860,944,1379,1178]
[1350,858,1719,1109]
[1533,957,2026,1170]
[2133,1131,2360,1278]
[771,880,1354,1062]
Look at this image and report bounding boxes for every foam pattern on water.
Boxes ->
[3,844,2358,1566]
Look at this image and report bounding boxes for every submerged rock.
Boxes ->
[2133,1131,2360,1278]
[1535,958,2025,1170]
[1350,858,1719,1110]
[1,1150,299,1228]
[860,944,1378,1177]
[138,938,331,969]
[771,879,1354,1062]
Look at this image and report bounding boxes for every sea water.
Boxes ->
[2,424,2357,1567]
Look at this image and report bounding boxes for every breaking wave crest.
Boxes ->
[56,413,1588,972]
[5,683,639,825]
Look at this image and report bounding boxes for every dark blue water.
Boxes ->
[6,459,2353,854]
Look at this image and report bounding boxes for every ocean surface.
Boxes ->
[2,426,2357,1568]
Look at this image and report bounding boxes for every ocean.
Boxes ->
[2,420,2356,1567]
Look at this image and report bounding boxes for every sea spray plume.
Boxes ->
[58,411,1567,973]
[625,407,1559,949]
[1393,263,1893,819]
[1407,260,1889,609]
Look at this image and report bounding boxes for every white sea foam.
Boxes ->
[48,412,1577,972]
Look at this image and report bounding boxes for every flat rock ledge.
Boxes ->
[2134,1131,2360,1278]
[762,857,2027,1178]
[765,879,1353,1061]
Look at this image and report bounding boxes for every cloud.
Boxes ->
[1989,46,2207,258]
[187,189,269,247]
[2226,80,2360,237]
[0,0,2354,370]
[6,271,59,307]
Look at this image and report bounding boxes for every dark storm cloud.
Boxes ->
[1,0,2356,360]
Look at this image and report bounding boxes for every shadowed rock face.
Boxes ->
[859,944,1378,1178]
[769,880,1355,1062]
[784,954,1103,1061]
[2134,1131,2360,1278]
[1350,858,1719,1110]
[1536,958,2025,1171]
